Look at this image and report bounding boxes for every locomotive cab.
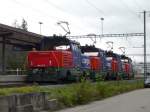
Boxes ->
[105,51,122,80]
[121,55,134,79]
[80,45,104,81]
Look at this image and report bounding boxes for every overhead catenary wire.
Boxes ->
[12,0,61,20]
[85,0,105,16]
[11,0,88,36]
[13,0,95,35]
[11,0,62,32]
[42,0,66,13]
[119,0,143,24]
[134,0,144,10]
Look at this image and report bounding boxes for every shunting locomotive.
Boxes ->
[27,36,134,83]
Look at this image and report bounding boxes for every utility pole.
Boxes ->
[143,11,147,81]
[139,10,150,82]
[141,10,150,83]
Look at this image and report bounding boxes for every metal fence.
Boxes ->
[0,68,27,75]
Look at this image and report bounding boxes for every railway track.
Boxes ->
[0,79,143,88]
[0,74,143,88]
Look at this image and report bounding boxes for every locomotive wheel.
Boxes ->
[83,71,87,80]
[56,71,63,84]
[66,71,72,83]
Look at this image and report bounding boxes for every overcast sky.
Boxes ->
[0,0,150,62]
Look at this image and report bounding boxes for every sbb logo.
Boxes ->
[82,59,90,66]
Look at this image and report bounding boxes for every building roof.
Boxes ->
[0,23,43,46]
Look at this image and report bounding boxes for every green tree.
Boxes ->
[12,18,28,31]
[12,19,20,28]
[21,18,28,31]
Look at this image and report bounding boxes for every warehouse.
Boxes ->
[0,23,43,74]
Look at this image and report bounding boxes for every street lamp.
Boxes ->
[100,17,104,35]
[39,22,43,34]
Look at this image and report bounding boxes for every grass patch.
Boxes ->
[0,80,144,108]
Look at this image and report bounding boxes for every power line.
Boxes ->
[119,0,143,24]
[85,0,105,16]
[42,0,91,34]
[12,0,61,21]
[43,0,65,12]
[134,0,144,10]
[11,0,70,34]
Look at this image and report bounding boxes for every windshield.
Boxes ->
[84,52,99,56]
[121,59,128,63]
[106,57,113,61]
[55,45,70,50]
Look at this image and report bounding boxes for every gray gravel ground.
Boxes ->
[55,89,150,112]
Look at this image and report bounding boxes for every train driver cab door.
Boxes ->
[70,43,81,69]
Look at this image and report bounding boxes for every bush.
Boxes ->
[0,80,144,109]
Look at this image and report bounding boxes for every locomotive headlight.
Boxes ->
[49,60,52,65]
[30,61,33,66]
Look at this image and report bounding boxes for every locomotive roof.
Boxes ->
[40,35,80,50]
[105,51,118,57]
[121,55,132,61]
[121,55,128,59]
[42,36,79,45]
[80,45,104,53]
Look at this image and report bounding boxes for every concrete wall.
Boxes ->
[0,75,27,82]
[0,92,58,112]
[0,43,2,70]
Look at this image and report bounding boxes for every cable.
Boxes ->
[119,0,143,24]
[85,0,105,16]
[43,0,65,13]
[10,0,72,35]
[12,0,62,21]
[134,0,144,10]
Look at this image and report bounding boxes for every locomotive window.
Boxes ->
[121,59,128,62]
[99,52,104,56]
[106,57,113,61]
[84,52,98,56]
[55,45,70,50]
